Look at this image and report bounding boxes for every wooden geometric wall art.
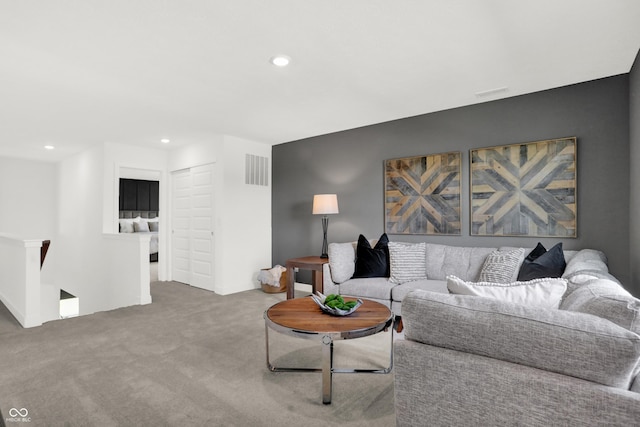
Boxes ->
[385,152,461,235]
[471,137,577,237]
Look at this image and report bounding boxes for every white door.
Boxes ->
[171,169,192,285]
[171,164,216,291]
[189,164,215,291]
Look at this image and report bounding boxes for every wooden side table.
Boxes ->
[285,256,328,299]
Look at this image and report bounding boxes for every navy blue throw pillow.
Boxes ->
[352,233,390,278]
[525,242,547,262]
[517,242,566,281]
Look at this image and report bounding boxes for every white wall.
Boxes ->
[56,143,158,315]
[103,142,168,279]
[0,157,57,283]
[103,233,151,308]
[0,236,42,327]
[218,135,272,294]
[56,145,106,315]
[167,137,272,295]
[167,136,223,172]
[0,135,272,324]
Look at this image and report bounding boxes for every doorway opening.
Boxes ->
[118,167,164,283]
[59,289,79,319]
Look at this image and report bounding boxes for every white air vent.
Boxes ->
[245,154,269,186]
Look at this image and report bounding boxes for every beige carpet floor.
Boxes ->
[0,282,396,426]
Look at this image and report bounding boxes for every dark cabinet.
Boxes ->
[119,179,159,212]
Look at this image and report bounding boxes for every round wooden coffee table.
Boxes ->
[264,296,394,404]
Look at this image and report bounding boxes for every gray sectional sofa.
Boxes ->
[395,286,640,426]
[323,240,612,315]
[323,239,640,426]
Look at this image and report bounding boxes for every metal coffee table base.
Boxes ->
[264,317,394,404]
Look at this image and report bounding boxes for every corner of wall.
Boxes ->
[628,48,640,297]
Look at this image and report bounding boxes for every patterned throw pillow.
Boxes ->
[388,242,427,284]
[446,275,567,309]
[478,248,525,283]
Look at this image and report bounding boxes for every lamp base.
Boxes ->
[320,216,329,259]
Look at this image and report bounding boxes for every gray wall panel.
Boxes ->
[630,50,640,297]
[273,75,633,293]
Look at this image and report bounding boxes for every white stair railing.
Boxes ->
[0,234,45,327]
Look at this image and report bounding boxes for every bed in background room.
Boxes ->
[119,210,159,262]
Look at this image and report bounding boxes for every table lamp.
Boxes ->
[312,194,339,258]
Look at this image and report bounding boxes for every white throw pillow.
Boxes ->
[119,219,134,233]
[328,242,356,284]
[134,220,150,232]
[446,275,567,309]
[478,248,525,283]
[389,242,427,284]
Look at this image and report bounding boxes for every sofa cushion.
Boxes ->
[562,249,617,295]
[517,242,566,281]
[328,242,356,283]
[447,275,567,309]
[388,242,427,284]
[391,279,448,303]
[338,277,395,300]
[477,248,525,283]
[402,289,640,389]
[563,249,608,277]
[352,234,389,278]
[561,278,640,335]
[425,243,495,281]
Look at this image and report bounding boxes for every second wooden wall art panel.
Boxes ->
[470,137,577,237]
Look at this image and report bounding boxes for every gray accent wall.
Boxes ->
[630,50,640,297]
[273,75,634,294]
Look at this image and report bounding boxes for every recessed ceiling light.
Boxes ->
[160,139,170,144]
[270,55,291,67]
[44,145,55,150]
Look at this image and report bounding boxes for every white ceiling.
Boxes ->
[2,1,640,162]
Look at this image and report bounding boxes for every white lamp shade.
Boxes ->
[312,194,339,215]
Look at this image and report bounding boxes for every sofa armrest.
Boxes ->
[395,340,640,427]
[402,290,640,389]
[322,263,339,295]
[562,249,608,277]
